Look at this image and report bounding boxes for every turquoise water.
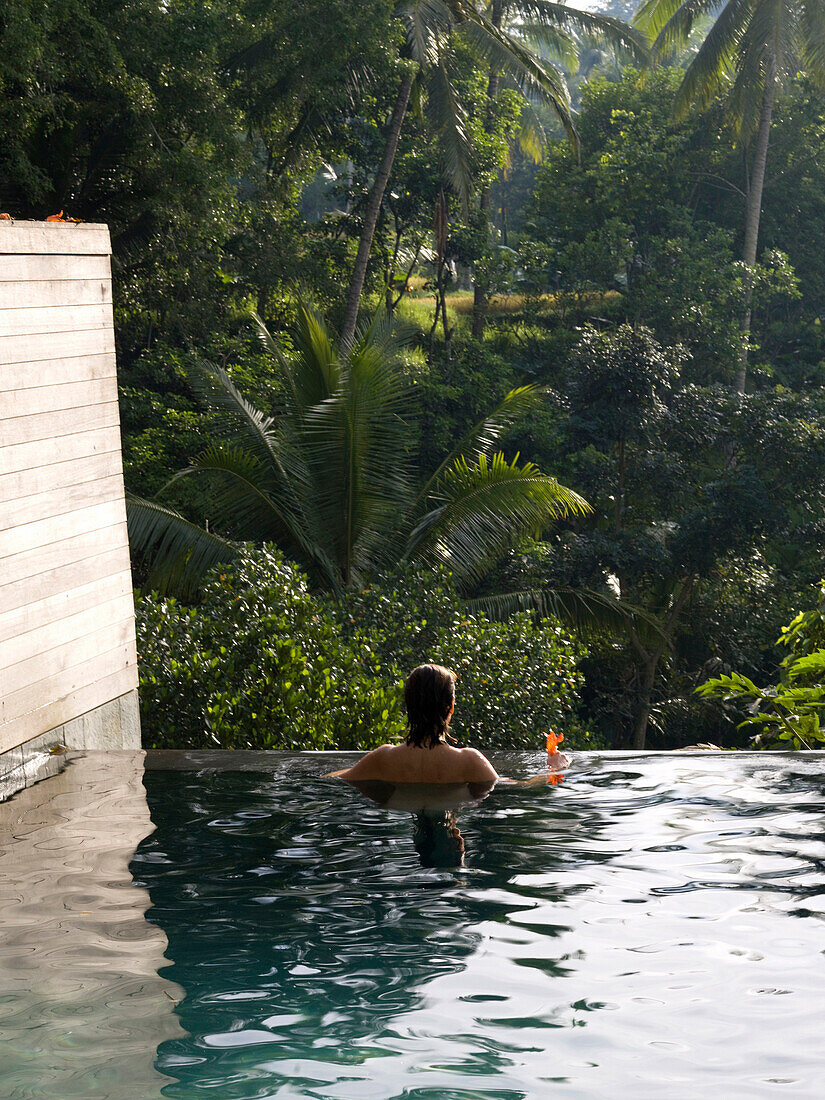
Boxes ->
[2,750,825,1098]
[133,752,825,1099]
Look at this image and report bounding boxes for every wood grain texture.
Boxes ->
[0,592,135,668]
[0,498,127,561]
[0,301,112,337]
[0,327,115,366]
[0,254,111,282]
[0,667,137,754]
[0,223,139,753]
[0,278,112,309]
[1,400,120,447]
[0,222,111,255]
[0,564,132,644]
[2,638,137,725]
[1,352,116,392]
[0,377,117,418]
[0,424,123,475]
[0,473,125,533]
[0,521,129,598]
[0,535,130,616]
[3,616,135,697]
[0,450,123,505]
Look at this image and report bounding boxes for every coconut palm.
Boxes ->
[127,304,591,596]
[635,0,825,393]
[341,0,646,346]
[470,0,648,337]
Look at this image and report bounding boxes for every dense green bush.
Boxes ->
[136,546,592,751]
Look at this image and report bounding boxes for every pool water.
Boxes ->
[3,751,825,1098]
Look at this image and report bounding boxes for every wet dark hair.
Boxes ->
[413,811,465,868]
[404,664,456,749]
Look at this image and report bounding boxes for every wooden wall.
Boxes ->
[0,222,138,754]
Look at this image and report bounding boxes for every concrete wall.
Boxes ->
[0,221,140,762]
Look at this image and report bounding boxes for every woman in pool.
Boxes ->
[326,663,570,785]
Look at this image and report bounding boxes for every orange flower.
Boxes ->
[545,730,564,753]
[46,211,83,223]
[545,772,563,786]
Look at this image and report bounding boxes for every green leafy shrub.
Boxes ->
[136,546,592,751]
[696,580,825,750]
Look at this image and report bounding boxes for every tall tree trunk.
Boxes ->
[471,0,504,341]
[341,72,414,348]
[735,63,776,395]
[630,578,694,750]
[632,656,658,750]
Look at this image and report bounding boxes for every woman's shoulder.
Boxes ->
[456,746,499,783]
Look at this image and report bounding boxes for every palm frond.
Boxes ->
[126,493,237,598]
[515,98,549,162]
[515,22,580,72]
[460,17,578,145]
[401,0,456,67]
[415,384,550,510]
[800,0,825,78]
[466,585,670,645]
[185,358,288,477]
[168,444,303,546]
[516,0,650,60]
[405,452,591,585]
[253,305,341,414]
[299,312,416,583]
[425,56,475,205]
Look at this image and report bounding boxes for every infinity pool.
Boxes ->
[2,750,825,1098]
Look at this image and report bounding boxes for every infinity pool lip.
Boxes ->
[137,747,815,773]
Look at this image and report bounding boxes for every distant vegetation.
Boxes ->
[4,0,825,749]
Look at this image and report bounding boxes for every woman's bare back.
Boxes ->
[326,741,498,785]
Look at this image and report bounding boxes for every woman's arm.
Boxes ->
[323,745,393,780]
[498,751,571,786]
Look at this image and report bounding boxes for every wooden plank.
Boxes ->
[1,638,137,725]
[2,400,120,446]
[0,520,129,595]
[0,424,122,476]
[3,617,135,697]
[0,327,115,366]
[0,540,130,617]
[0,449,123,505]
[0,223,111,256]
[0,666,137,754]
[1,400,120,447]
[0,563,132,644]
[0,498,127,560]
[0,592,135,672]
[0,302,112,338]
[0,279,111,310]
[0,473,125,533]
[1,351,116,392]
[0,254,111,282]
[0,377,117,418]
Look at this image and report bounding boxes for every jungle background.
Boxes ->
[3,0,824,751]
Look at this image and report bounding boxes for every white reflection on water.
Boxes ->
[0,750,183,1099]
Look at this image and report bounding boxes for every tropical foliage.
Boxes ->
[636,0,825,390]
[6,0,825,750]
[697,581,825,750]
[128,304,590,595]
[137,546,592,750]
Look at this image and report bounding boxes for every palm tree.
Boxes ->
[342,0,646,347]
[471,0,647,338]
[635,0,825,393]
[128,304,591,596]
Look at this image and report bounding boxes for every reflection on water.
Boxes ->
[3,750,825,1098]
[134,752,825,1099]
[0,751,183,1099]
